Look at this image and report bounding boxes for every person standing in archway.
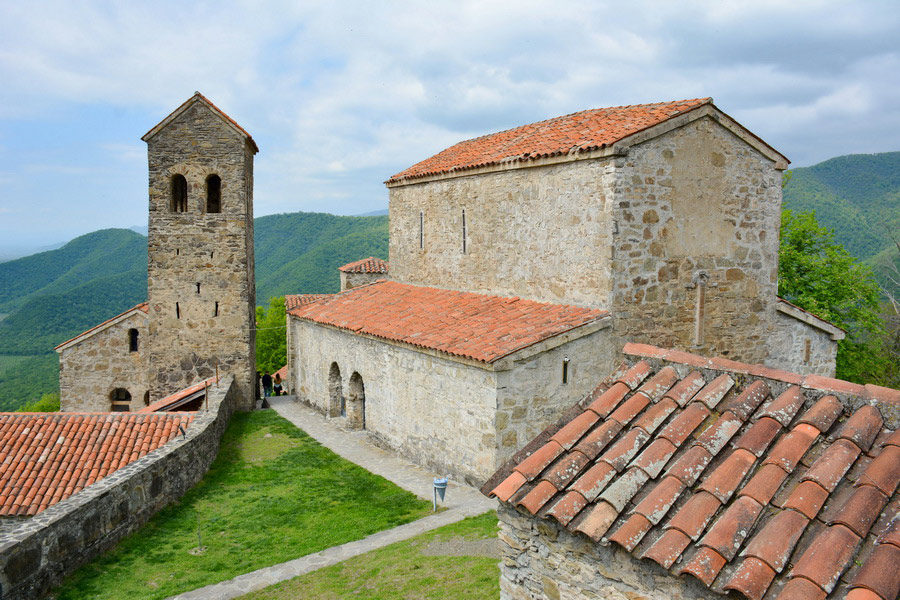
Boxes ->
[261,371,273,398]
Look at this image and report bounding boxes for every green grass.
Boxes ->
[241,512,500,600]
[51,410,433,600]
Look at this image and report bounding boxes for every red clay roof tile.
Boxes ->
[633,475,685,525]
[573,420,622,460]
[491,470,527,502]
[740,463,790,505]
[573,500,619,541]
[735,416,783,457]
[797,395,843,434]
[679,546,728,586]
[337,257,388,274]
[850,542,900,600]
[550,410,599,449]
[722,381,771,421]
[289,280,607,364]
[755,386,805,427]
[388,98,713,183]
[634,366,678,401]
[782,480,831,519]
[600,428,650,472]
[694,374,735,409]
[790,524,861,593]
[542,451,591,490]
[856,444,900,496]
[776,577,827,600]
[514,440,564,481]
[663,371,707,407]
[0,411,194,517]
[835,405,883,451]
[665,444,714,486]
[878,516,900,549]
[570,462,616,502]
[742,508,810,572]
[586,382,631,418]
[763,426,819,472]
[845,588,883,600]
[632,398,677,435]
[629,437,677,478]
[698,495,763,561]
[803,439,861,492]
[284,294,332,311]
[642,528,692,569]
[608,513,653,551]
[699,448,757,503]
[830,485,888,538]
[608,393,651,426]
[666,490,721,539]
[617,360,652,391]
[517,479,558,515]
[658,402,710,447]
[545,490,588,526]
[695,411,744,455]
[725,557,778,600]
[598,467,649,512]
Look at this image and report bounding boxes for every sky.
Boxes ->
[0,0,898,251]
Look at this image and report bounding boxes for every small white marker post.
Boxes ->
[433,477,448,511]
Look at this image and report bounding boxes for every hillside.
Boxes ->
[783,151,900,294]
[0,212,388,409]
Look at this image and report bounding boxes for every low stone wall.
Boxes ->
[0,375,241,600]
[498,504,714,600]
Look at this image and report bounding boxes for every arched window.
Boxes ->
[348,372,366,430]
[206,175,221,213]
[328,362,344,418]
[128,328,139,352]
[143,391,150,406]
[171,174,188,212]
[110,388,132,412]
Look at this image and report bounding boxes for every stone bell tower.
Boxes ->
[142,92,257,409]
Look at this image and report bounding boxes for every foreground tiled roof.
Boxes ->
[388,98,711,183]
[488,343,900,600]
[54,302,148,350]
[288,280,608,363]
[338,256,389,274]
[284,294,332,311]
[0,411,195,517]
[138,376,218,413]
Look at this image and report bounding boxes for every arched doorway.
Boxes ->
[328,362,344,418]
[348,372,365,430]
[110,388,132,412]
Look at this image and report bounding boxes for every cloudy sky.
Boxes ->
[0,0,898,250]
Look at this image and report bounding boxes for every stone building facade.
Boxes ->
[143,93,257,409]
[57,93,257,412]
[56,304,150,412]
[338,256,389,291]
[386,99,841,374]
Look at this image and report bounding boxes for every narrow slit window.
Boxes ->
[196,282,201,294]
[462,209,467,254]
[562,357,569,384]
[804,339,811,364]
[171,174,188,212]
[214,302,219,317]
[419,211,424,250]
[693,273,708,347]
[128,328,139,352]
[206,174,221,213]
[176,248,180,256]
[176,302,181,319]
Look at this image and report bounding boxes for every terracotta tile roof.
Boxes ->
[138,376,218,413]
[274,365,287,381]
[284,294,332,311]
[487,343,900,600]
[338,257,389,274]
[54,302,148,351]
[288,280,608,363]
[387,98,712,183]
[0,411,194,517]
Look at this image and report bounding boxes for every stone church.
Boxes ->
[287,97,842,485]
[57,93,257,412]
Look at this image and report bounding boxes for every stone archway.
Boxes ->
[328,362,344,418]
[348,372,365,430]
[110,388,132,412]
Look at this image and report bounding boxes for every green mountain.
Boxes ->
[783,151,900,295]
[0,212,388,409]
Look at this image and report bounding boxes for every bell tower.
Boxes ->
[142,93,257,409]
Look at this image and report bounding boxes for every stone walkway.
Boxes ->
[167,396,497,600]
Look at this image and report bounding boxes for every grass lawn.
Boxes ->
[241,512,500,600]
[51,409,433,600]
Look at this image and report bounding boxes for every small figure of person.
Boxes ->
[261,371,273,398]
[273,372,283,396]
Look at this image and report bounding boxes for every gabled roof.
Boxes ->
[338,257,389,274]
[284,294,332,311]
[141,92,259,154]
[0,411,195,517]
[288,280,609,364]
[487,343,899,600]
[387,98,788,185]
[54,302,149,352]
[138,376,218,413]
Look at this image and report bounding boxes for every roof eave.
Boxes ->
[141,92,259,154]
[54,303,149,352]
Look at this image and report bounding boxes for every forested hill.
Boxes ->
[783,151,900,294]
[0,211,388,409]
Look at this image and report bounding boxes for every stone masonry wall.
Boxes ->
[769,310,837,375]
[146,101,256,409]
[0,376,240,600]
[498,503,716,600]
[340,271,382,291]
[388,158,617,309]
[58,312,150,412]
[290,318,499,485]
[609,116,793,366]
[495,326,616,463]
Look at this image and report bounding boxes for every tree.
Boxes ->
[17,392,60,412]
[255,296,287,374]
[778,209,892,384]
